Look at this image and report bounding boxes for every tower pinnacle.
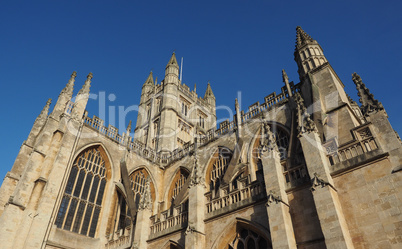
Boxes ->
[295,26,316,49]
[144,71,154,86]
[352,72,384,116]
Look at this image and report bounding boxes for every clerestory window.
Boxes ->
[55,146,108,238]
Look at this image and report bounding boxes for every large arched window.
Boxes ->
[207,147,232,194]
[167,168,190,206]
[129,168,155,209]
[55,146,108,238]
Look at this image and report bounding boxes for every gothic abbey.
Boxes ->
[0,27,401,249]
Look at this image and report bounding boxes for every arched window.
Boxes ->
[168,168,190,206]
[208,148,232,193]
[55,146,108,238]
[129,168,155,209]
[227,227,270,249]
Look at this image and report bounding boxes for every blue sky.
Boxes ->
[1,0,401,184]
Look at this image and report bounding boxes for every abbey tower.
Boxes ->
[0,27,401,249]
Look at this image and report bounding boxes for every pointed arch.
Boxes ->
[161,239,184,249]
[204,146,233,194]
[128,167,156,210]
[166,166,190,206]
[211,218,272,249]
[55,145,111,238]
[248,122,290,178]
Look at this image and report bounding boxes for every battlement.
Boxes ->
[66,81,302,166]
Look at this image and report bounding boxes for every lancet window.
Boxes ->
[55,146,108,238]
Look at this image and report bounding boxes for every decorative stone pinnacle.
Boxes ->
[36,98,52,121]
[295,26,315,49]
[352,72,384,116]
[86,72,93,81]
[235,98,239,110]
[71,71,77,79]
[282,69,289,84]
[127,120,132,133]
[293,92,317,136]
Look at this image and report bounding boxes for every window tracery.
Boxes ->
[129,168,154,209]
[55,146,107,238]
[227,228,270,249]
[209,148,232,193]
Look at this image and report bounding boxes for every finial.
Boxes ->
[194,83,196,92]
[86,72,93,81]
[71,71,77,79]
[235,98,239,110]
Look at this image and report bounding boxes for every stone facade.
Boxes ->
[0,26,401,249]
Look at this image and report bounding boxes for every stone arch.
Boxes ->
[211,218,272,249]
[165,166,191,206]
[204,146,233,193]
[55,144,112,238]
[128,166,156,210]
[161,239,184,249]
[248,122,290,177]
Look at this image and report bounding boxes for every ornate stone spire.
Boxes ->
[144,71,154,86]
[204,82,215,99]
[352,72,384,116]
[294,92,317,136]
[77,72,93,95]
[60,71,76,98]
[295,26,316,49]
[138,177,152,210]
[36,98,52,122]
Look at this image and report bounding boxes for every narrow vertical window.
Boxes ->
[55,146,108,238]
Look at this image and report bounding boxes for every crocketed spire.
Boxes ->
[352,72,384,116]
[77,72,93,95]
[60,71,76,98]
[36,98,52,122]
[295,26,316,50]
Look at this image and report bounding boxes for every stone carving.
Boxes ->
[138,177,152,211]
[310,173,329,191]
[260,122,279,156]
[189,154,205,187]
[266,190,282,207]
[185,225,196,235]
[294,92,317,136]
[352,72,384,116]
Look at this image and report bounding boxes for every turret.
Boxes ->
[50,71,76,119]
[164,52,179,85]
[71,73,93,121]
[294,26,328,79]
[135,72,155,139]
[204,82,216,108]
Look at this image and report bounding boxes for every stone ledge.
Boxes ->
[330,150,389,177]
